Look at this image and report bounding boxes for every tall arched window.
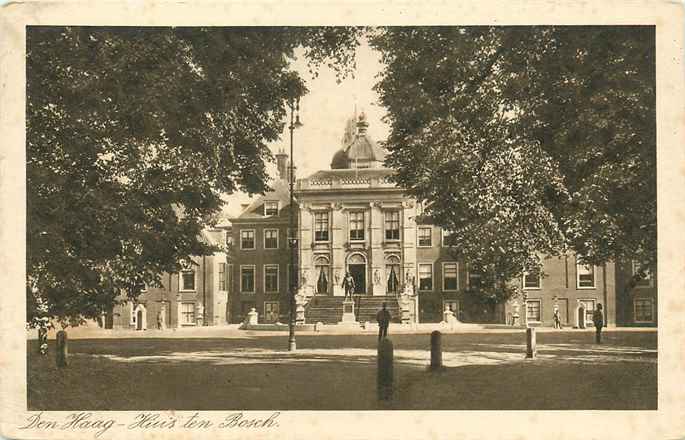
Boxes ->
[386,255,401,295]
[314,256,330,294]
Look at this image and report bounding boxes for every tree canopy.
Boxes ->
[371,26,655,299]
[27,26,362,325]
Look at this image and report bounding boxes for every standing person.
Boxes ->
[593,303,604,344]
[553,307,562,329]
[342,271,355,300]
[376,302,392,342]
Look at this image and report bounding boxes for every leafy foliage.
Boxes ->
[27,26,362,324]
[371,26,655,300]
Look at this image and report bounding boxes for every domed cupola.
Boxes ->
[330,148,349,169]
[330,112,386,170]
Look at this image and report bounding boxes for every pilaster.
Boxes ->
[370,201,385,295]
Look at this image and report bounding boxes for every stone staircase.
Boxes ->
[305,295,401,325]
[305,296,345,324]
[355,296,401,324]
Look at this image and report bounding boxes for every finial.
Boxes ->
[356,111,369,134]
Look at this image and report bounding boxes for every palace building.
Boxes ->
[108,113,657,330]
[227,113,658,327]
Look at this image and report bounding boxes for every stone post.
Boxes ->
[56,330,68,368]
[377,338,394,401]
[430,330,442,370]
[526,327,536,359]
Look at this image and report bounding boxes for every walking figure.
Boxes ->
[376,302,392,341]
[593,303,604,344]
[553,308,563,329]
[342,271,355,300]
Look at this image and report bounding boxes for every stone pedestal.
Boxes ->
[399,294,412,324]
[246,308,258,325]
[341,299,356,323]
[372,268,386,296]
[295,294,306,324]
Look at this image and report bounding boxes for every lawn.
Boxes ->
[27,330,657,410]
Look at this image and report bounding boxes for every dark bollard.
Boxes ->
[56,330,68,368]
[377,338,394,401]
[526,327,536,359]
[430,330,442,370]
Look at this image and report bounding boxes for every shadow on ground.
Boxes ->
[27,331,657,411]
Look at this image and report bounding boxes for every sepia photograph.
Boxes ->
[24,24,657,411]
[1,2,684,439]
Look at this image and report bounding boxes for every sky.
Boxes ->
[221,38,389,218]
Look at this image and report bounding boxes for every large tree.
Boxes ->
[371,26,655,300]
[27,26,362,326]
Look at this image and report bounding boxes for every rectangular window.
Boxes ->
[264,229,279,249]
[264,201,279,216]
[218,263,226,291]
[181,303,195,325]
[523,269,541,289]
[384,211,400,240]
[634,299,654,323]
[314,212,329,241]
[443,262,458,291]
[418,263,433,291]
[576,258,595,288]
[442,229,456,247]
[240,229,255,250]
[180,269,196,291]
[632,261,653,288]
[418,227,432,247]
[264,265,279,293]
[526,299,541,322]
[349,212,365,241]
[241,266,255,293]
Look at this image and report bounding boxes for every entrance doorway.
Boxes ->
[347,253,367,294]
[133,303,147,330]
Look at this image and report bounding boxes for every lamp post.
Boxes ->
[288,96,303,352]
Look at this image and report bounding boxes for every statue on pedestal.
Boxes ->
[342,271,355,300]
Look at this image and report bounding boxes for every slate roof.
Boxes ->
[234,178,293,220]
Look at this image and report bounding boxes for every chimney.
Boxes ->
[275,148,289,180]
